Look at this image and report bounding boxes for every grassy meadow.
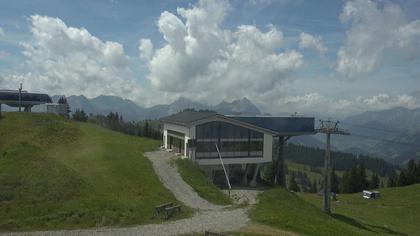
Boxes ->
[250,185,420,235]
[0,112,190,232]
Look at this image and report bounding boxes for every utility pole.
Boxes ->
[317,119,349,214]
[18,83,22,112]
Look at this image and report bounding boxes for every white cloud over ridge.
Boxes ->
[0,0,418,118]
[140,0,303,104]
[1,15,142,100]
[275,92,420,118]
[299,32,327,54]
[337,0,420,79]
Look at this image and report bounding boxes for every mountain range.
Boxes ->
[309,107,420,165]
[51,95,261,121]
[5,93,419,165]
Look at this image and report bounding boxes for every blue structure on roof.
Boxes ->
[230,116,315,135]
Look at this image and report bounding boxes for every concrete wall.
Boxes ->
[163,123,191,158]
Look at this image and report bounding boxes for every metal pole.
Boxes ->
[215,144,232,196]
[323,133,331,214]
[318,119,349,214]
[18,83,22,112]
[275,136,286,187]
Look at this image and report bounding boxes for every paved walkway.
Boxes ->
[3,151,253,236]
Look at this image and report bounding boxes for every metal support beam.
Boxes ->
[242,164,249,185]
[18,83,22,112]
[323,133,331,214]
[274,136,286,187]
[317,119,350,214]
[250,163,260,187]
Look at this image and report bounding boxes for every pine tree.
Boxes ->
[349,166,358,193]
[357,164,368,191]
[72,109,88,122]
[416,161,420,183]
[387,171,397,187]
[310,180,318,193]
[288,173,300,192]
[143,121,150,138]
[369,173,380,189]
[57,96,71,118]
[331,168,339,193]
[340,170,351,193]
[407,159,417,185]
[397,171,408,187]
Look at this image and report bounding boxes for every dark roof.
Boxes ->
[160,110,217,125]
[0,91,52,107]
[161,111,315,136]
[230,116,315,135]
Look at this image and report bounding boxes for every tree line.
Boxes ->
[71,109,162,140]
[339,164,380,193]
[286,159,420,194]
[286,143,397,177]
[387,159,420,187]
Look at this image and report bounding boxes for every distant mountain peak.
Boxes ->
[60,94,262,121]
[215,97,261,115]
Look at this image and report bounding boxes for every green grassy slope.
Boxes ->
[0,113,189,232]
[251,185,420,235]
[174,158,232,205]
[299,184,420,235]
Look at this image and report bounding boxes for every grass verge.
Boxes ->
[175,158,232,205]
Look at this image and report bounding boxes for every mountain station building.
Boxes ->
[160,110,315,187]
[0,89,52,113]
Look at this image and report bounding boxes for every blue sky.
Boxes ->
[0,0,419,117]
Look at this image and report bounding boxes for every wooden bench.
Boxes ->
[154,202,173,217]
[204,231,227,236]
[164,205,181,220]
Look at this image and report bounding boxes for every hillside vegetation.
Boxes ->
[175,158,232,205]
[251,184,420,235]
[0,113,188,232]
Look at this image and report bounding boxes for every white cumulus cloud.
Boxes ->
[139,38,153,62]
[2,15,143,100]
[337,0,420,79]
[0,27,4,37]
[139,0,303,105]
[298,32,327,54]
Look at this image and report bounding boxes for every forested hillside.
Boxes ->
[286,143,397,176]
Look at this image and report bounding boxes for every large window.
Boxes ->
[195,121,264,159]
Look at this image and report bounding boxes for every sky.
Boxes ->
[0,0,419,118]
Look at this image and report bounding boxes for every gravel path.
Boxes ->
[2,208,249,236]
[2,151,252,236]
[145,150,223,210]
[224,189,264,205]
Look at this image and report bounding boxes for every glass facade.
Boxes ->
[195,121,264,159]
